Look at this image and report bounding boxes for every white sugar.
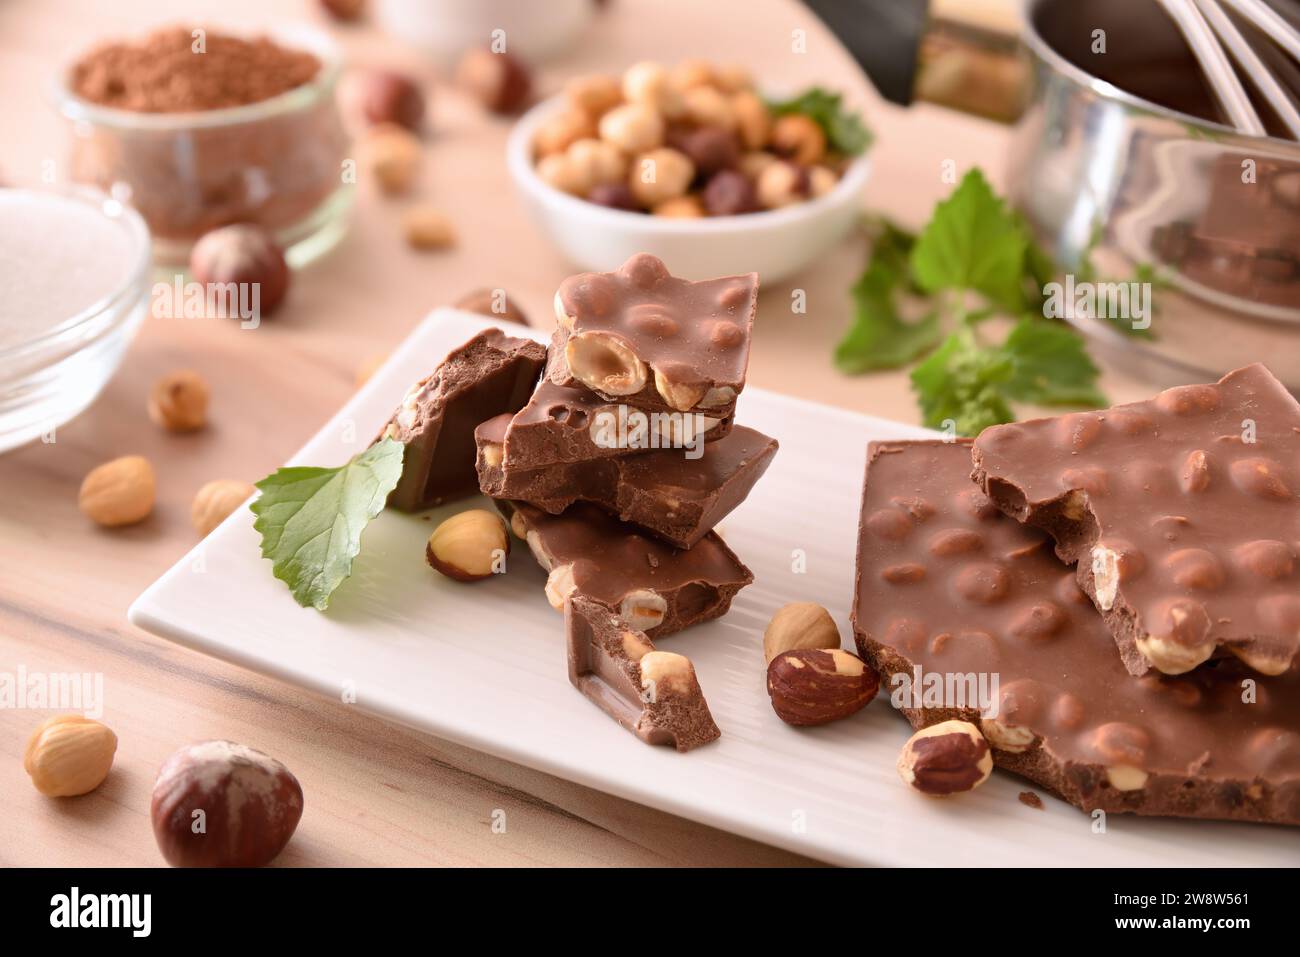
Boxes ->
[0,190,141,349]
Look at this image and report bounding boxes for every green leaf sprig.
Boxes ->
[767,87,873,155]
[835,169,1107,435]
[250,438,405,611]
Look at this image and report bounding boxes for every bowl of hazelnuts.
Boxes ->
[507,59,871,282]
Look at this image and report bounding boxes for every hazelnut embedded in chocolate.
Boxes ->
[361,69,426,131]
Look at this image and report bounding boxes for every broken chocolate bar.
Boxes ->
[500,500,752,640]
[853,439,1300,826]
[565,595,721,752]
[377,329,545,511]
[477,418,777,548]
[494,375,733,470]
[971,363,1300,677]
[549,253,756,416]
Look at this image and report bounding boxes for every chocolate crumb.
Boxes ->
[1018,790,1044,810]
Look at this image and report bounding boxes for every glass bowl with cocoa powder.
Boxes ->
[55,25,351,267]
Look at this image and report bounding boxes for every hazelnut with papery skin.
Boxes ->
[703,169,757,216]
[668,126,738,177]
[731,91,771,150]
[455,48,532,114]
[320,0,364,20]
[148,370,209,432]
[360,69,425,131]
[190,224,290,317]
[151,741,303,868]
[588,183,639,210]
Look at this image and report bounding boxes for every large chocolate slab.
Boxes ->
[549,253,756,415]
[971,363,1300,677]
[500,500,751,640]
[477,418,777,548]
[497,375,733,470]
[378,329,545,510]
[565,595,720,752]
[853,440,1300,826]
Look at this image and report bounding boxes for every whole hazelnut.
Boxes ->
[588,183,639,210]
[360,68,426,131]
[762,602,841,664]
[320,0,365,20]
[453,288,530,325]
[714,64,754,93]
[629,147,695,207]
[403,206,457,251]
[669,59,714,92]
[682,85,736,130]
[702,169,758,216]
[756,160,809,209]
[668,126,738,177]
[24,715,118,797]
[455,48,532,114]
[566,73,623,117]
[79,455,155,527]
[738,149,777,181]
[426,509,510,581]
[896,720,993,796]
[363,123,422,194]
[536,154,587,195]
[151,741,303,868]
[770,113,827,165]
[566,138,629,190]
[148,370,209,432]
[731,91,771,150]
[809,165,839,197]
[652,195,705,218]
[767,648,878,726]
[192,479,256,536]
[622,61,686,119]
[534,109,597,158]
[598,103,665,155]
[190,224,290,317]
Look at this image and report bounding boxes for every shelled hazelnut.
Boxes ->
[403,206,457,250]
[363,123,422,195]
[426,509,510,581]
[24,715,118,797]
[79,455,155,527]
[148,370,209,432]
[192,479,256,535]
[531,59,860,218]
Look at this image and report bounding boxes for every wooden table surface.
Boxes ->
[0,0,1150,866]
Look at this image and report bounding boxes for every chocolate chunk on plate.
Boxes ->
[566,595,720,752]
[549,253,756,416]
[477,418,777,548]
[854,439,1300,826]
[971,363,1300,677]
[378,328,545,510]
[500,500,751,640]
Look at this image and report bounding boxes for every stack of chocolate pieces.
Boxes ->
[852,364,1300,825]
[477,254,777,752]
[377,254,776,752]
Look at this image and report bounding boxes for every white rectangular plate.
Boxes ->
[130,311,1300,866]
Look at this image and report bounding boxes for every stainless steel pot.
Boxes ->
[1012,0,1300,388]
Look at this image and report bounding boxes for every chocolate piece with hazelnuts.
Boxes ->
[566,595,720,752]
[376,328,545,511]
[550,252,756,418]
[853,439,1300,825]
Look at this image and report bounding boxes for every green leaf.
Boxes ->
[910,168,1029,313]
[909,332,1015,436]
[250,438,405,611]
[767,87,873,155]
[1000,318,1107,407]
[834,220,942,372]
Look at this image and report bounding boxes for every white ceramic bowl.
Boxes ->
[506,96,871,282]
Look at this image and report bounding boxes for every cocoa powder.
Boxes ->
[71,27,320,113]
